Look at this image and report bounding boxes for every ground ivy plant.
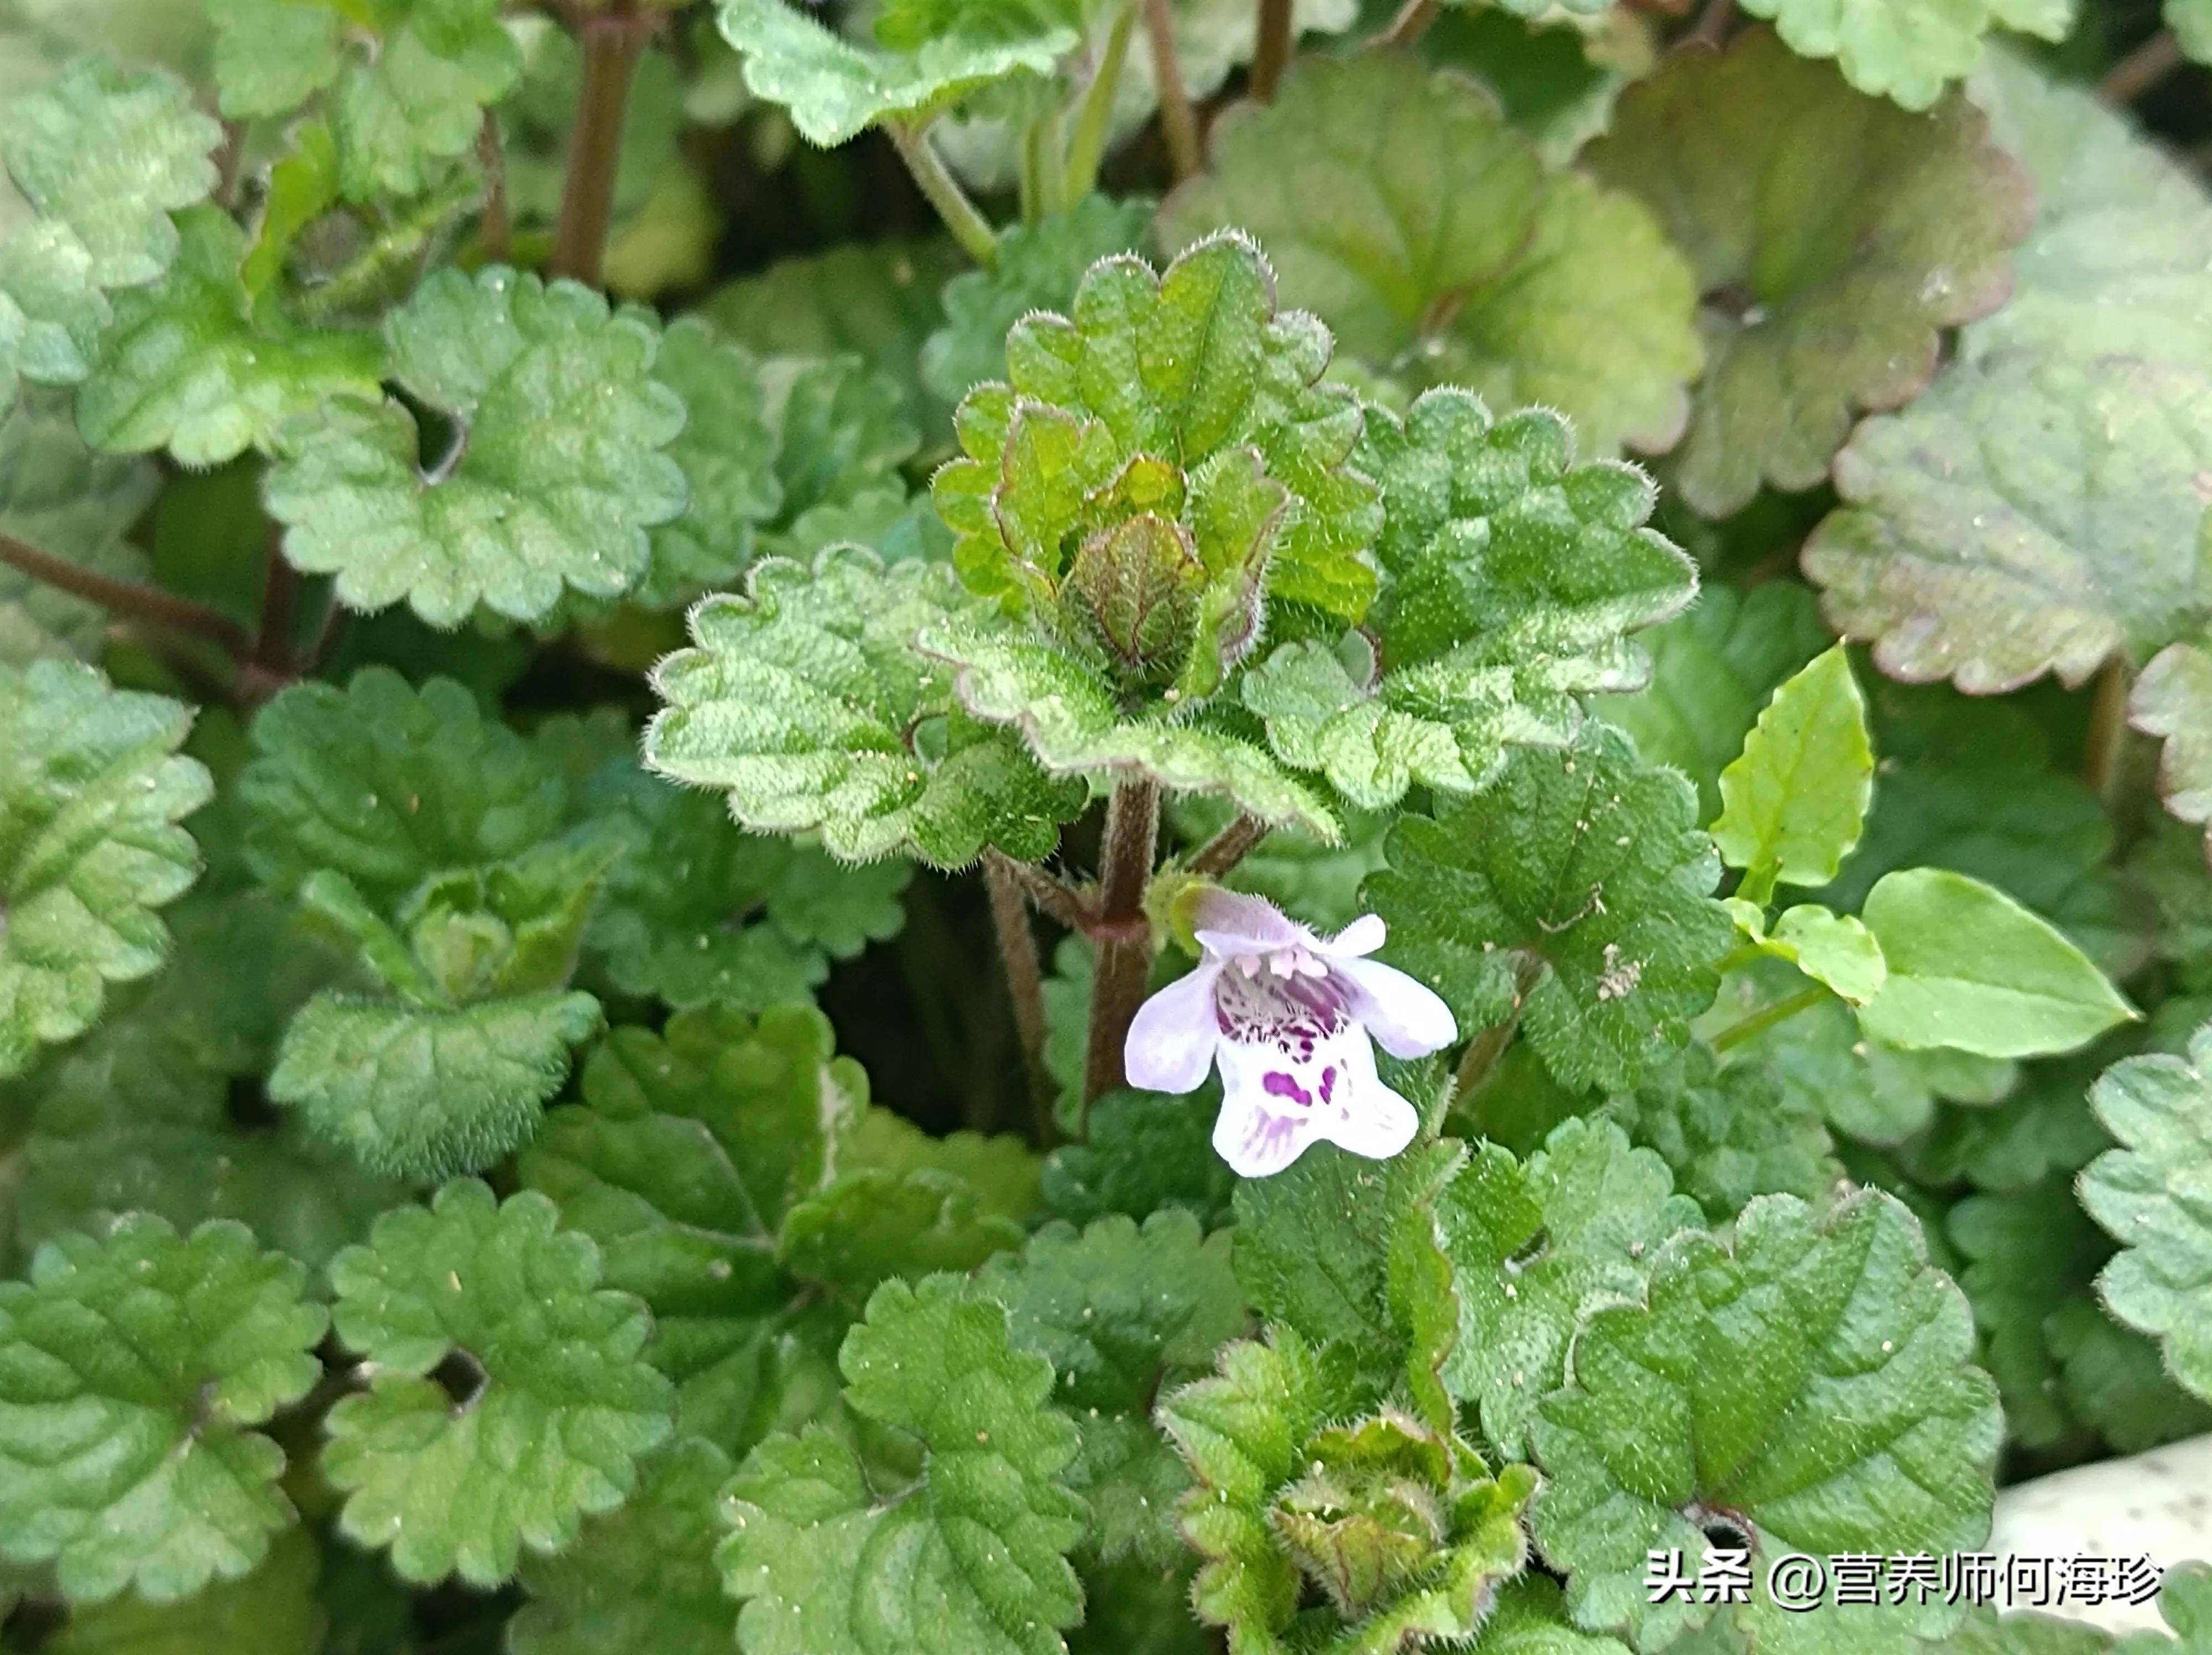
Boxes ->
[0,2,2209,1652]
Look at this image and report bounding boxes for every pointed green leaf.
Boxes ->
[1856,868,2136,1058]
[1,660,211,1079]
[324,1180,676,1585]
[647,546,1084,867]
[0,57,222,399]
[713,0,1078,146]
[1156,53,1700,457]
[1530,1190,2001,1652]
[2079,1023,2212,1404]
[1437,1116,1702,1461]
[1246,389,1697,809]
[1592,582,1831,826]
[1366,722,1734,1092]
[717,1274,1087,1655]
[265,268,689,627]
[1713,647,1873,897]
[0,1216,326,1605]
[75,205,384,468]
[1767,904,1886,1005]
[1583,30,2030,517]
[510,1437,735,1655]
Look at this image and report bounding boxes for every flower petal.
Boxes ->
[1124,959,1224,1094]
[1333,955,1458,1059]
[1321,913,1386,958]
[1213,1009,1410,1177]
[1188,886,1312,957]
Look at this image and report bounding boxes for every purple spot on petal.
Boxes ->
[1263,1071,1312,1108]
[1319,1065,1335,1104]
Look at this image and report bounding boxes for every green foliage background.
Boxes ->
[1,0,2210,1652]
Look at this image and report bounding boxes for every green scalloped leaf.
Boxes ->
[2135,643,2212,865]
[921,195,1154,405]
[2043,1300,2212,1456]
[265,267,688,627]
[0,1216,326,1605]
[977,1211,1244,1565]
[324,1180,676,1585]
[1437,1116,1702,1461]
[1603,1043,1840,1222]
[1804,354,2212,693]
[1530,1189,2001,1653]
[634,316,782,607]
[1737,0,1992,110]
[757,352,921,554]
[1947,1177,2105,1451]
[38,1523,324,1655]
[646,546,1084,867]
[1965,49,2212,371]
[1039,1084,1238,1230]
[209,0,341,118]
[1583,29,2030,517]
[717,1274,1087,1655]
[1245,389,1695,810]
[1365,721,1733,1093]
[1156,53,1699,457]
[242,668,568,910]
[75,205,383,468]
[931,232,1383,686]
[0,56,222,400]
[517,1002,867,1427]
[509,1437,735,1655]
[1,660,211,1079]
[2079,1023,2212,1404]
[331,0,524,202]
[713,0,1078,146]
[924,618,1339,835]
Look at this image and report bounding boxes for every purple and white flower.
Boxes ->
[1123,888,1458,1178]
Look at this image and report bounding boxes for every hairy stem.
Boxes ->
[1188,813,1267,878]
[1380,0,1438,49]
[1142,0,1202,180]
[1690,0,1736,46]
[550,4,649,284]
[888,118,1000,265]
[990,848,1096,931]
[2102,29,2182,103]
[985,855,1057,1142]
[255,537,302,673]
[1083,778,1162,1112]
[1063,0,1140,202]
[1250,0,1292,100]
[0,528,256,660]
[2084,654,2137,808]
[477,110,512,264]
[1451,953,1538,1103]
[1709,985,1827,1053]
